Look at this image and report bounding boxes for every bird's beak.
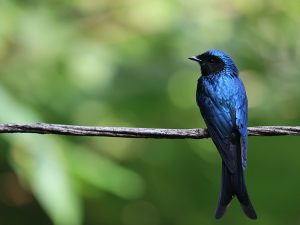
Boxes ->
[188,56,201,62]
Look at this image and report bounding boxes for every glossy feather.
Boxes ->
[192,50,256,219]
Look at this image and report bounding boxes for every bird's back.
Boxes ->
[196,72,248,172]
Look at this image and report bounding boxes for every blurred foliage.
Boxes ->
[1,0,300,224]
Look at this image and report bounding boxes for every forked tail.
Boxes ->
[215,161,257,219]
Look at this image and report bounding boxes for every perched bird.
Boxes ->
[189,50,257,219]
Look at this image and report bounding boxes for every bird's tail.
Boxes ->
[215,161,257,219]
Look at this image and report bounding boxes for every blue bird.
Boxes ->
[189,50,257,219]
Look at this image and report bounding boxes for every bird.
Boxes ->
[188,50,257,219]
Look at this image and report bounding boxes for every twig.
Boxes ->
[0,123,298,139]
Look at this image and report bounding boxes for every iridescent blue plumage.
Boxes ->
[189,50,256,219]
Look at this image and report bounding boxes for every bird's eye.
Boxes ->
[210,58,215,63]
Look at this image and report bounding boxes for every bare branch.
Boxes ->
[0,123,299,139]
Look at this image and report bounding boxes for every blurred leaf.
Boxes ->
[0,85,82,225]
[67,146,145,199]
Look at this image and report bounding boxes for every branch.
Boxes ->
[0,123,299,139]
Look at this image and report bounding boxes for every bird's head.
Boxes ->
[189,49,238,76]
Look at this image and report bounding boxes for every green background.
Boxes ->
[0,0,300,224]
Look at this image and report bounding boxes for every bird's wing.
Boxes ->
[197,90,237,173]
[235,85,248,170]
